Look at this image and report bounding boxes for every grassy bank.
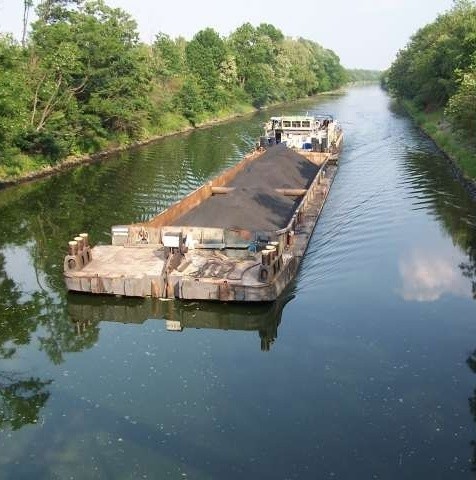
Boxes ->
[0,102,256,187]
[402,100,476,181]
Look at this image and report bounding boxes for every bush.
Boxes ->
[14,130,70,163]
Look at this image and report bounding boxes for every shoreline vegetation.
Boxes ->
[0,0,381,189]
[384,0,476,196]
[0,86,353,189]
[400,100,476,198]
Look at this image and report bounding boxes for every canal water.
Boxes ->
[1,85,476,479]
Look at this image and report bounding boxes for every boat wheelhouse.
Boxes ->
[261,114,340,153]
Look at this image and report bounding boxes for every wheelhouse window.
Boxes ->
[291,121,301,128]
[283,121,291,128]
[302,121,311,128]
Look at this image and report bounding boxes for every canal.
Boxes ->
[1,84,476,479]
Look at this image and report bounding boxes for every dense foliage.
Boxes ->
[346,69,381,83]
[386,0,476,138]
[0,0,348,178]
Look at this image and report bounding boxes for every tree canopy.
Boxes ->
[0,1,348,178]
[386,1,476,137]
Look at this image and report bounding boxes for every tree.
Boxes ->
[387,1,476,109]
[229,23,278,88]
[387,0,476,145]
[0,36,30,154]
[185,28,228,111]
[1,12,348,172]
[176,75,205,125]
[446,66,476,133]
[15,0,153,159]
[36,0,83,23]
[153,32,185,78]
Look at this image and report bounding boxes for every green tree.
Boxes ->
[446,65,476,133]
[228,23,283,105]
[185,28,228,111]
[153,32,185,78]
[176,75,205,125]
[388,1,476,109]
[0,36,30,155]
[19,0,153,158]
[229,23,278,87]
[387,0,476,151]
[0,10,347,175]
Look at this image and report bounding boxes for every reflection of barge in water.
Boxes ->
[68,294,293,351]
[64,115,343,302]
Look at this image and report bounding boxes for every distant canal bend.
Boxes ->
[1,84,476,479]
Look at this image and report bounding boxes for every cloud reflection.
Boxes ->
[399,250,470,302]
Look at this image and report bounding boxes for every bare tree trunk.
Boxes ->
[22,0,33,48]
[36,73,63,131]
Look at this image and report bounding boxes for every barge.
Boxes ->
[64,115,343,302]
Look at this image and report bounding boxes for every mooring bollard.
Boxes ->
[262,249,270,266]
[265,245,276,263]
[74,236,84,252]
[64,232,92,273]
[68,240,78,256]
[79,233,89,247]
[74,236,86,267]
[64,239,82,272]
[270,241,280,256]
[79,232,92,264]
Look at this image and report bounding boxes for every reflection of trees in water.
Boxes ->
[460,240,476,299]
[0,253,39,358]
[466,351,476,470]
[0,251,99,365]
[402,149,476,298]
[0,252,52,430]
[0,250,98,431]
[0,256,52,430]
[37,306,100,365]
[0,374,51,431]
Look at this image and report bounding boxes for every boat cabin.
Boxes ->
[262,114,337,151]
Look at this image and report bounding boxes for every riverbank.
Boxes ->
[0,89,346,190]
[401,99,476,199]
[0,107,255,189]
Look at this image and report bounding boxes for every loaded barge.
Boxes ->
[64,115,343,301]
